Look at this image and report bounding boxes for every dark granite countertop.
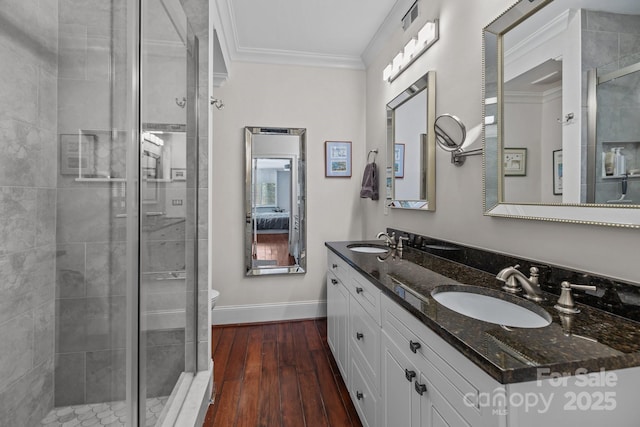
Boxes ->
[326,241,640,384]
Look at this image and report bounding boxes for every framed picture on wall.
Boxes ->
[503,147,527,176]
[394,143,405,178]
[553,149,563,195]
[325,141,352,177]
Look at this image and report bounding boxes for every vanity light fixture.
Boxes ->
[383,19,439,83]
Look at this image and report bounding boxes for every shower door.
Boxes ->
[138,0,199,424]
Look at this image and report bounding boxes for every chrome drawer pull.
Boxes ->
[356,391,364,400]
[356,287,364,294]
[356,332,364,340]
[331,278,338,285]
[332,263,338,269]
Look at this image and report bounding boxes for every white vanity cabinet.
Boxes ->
[327,251,352,379]
[327,251,382,427]
[381,294,502,427]
[327,269,349,379]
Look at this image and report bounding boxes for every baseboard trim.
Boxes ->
[211,300,327,325]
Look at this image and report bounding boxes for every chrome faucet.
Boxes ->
[376,231,396,248]
[496,265,544,302]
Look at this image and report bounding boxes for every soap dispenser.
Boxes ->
[604,148,615,176]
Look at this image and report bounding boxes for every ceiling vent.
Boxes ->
[402,1,419,31]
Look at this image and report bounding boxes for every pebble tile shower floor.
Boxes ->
[40,396,168,427]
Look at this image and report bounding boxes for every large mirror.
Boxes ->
[386,71,437,210]
[483,0,640,228]
[245,127,306,275]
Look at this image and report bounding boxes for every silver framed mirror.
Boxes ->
[483,0,640,228]
[245,127,306,275]
[386,71,437,210]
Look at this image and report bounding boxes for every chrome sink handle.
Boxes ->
[554,281,597,314]
[376,231,396,248]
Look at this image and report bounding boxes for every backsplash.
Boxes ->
[388,228,640,322]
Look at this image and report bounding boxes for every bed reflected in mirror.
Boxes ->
[245,127,306,276]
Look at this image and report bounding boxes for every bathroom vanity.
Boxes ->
[326,240,640,427]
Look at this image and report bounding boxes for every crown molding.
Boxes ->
[214,0,368,70]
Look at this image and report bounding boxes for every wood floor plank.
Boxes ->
[311,350,353,427]
[213,328,237,390]
[244,326,264,381]
[263,323,278,342]
[291,321,315,372]
[297,370,330,427]
[224,326,251,381]
[235,377,261,427]
[212,380,241,427]
[277,322,296,367]
[305,320,323,351]
[212,326,222,353]
[280,365,305,427]
[258,341,282,427]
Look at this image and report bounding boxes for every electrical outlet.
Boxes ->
[172,199,183,206]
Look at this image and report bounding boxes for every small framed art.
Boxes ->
[503,147,527,176]
[394,143,405,178]
[553,149,563,195]
[325,141,352,177]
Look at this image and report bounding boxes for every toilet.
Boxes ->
[210,289,220,310]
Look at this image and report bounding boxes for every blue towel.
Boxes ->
[360,162,379,200]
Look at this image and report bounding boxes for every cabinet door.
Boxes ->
[327,273,349,379]
[381,332,417,427]
[417,372,471,427]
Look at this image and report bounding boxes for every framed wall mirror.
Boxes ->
[483,0,640,228]
[245,127,306,275]
[386,71,437,210]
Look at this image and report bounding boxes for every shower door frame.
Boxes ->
[124,0,201,425]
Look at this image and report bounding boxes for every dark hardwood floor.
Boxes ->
[202,318,363,427]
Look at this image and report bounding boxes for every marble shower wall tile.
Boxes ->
[56,296,127,353]
[85,349,126,404]
[0,357,54,427]
[0,312,34,391]
[56,243,86,298]
[85,241,126,297]
[54,352,85,406]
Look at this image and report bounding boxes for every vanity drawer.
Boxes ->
[349,296,381,393]
[349,355,379,427]
[381,294,496,423]
[327,250,350,283]
[348,271,381,325]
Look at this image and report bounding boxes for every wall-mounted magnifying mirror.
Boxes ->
[483,0,640,228]
[245,127,306,275]
[386,71,436,210]
[434,114,483,166]
[435,114,466,151]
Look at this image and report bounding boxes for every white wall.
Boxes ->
[211,62,366,313]
[364,0,638,284]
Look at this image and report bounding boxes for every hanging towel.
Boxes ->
[360,162,379,200]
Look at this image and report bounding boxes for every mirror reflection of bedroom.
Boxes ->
[251,158,295,267]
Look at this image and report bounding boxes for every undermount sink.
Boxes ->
[347,243,389,254]
[431,284,552,329]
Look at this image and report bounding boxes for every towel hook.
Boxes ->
[367,149,378,163]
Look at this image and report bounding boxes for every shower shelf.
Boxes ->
[75,177,127,182]
[602,175,640,180]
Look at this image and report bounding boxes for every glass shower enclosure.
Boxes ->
[0,0,202,425]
